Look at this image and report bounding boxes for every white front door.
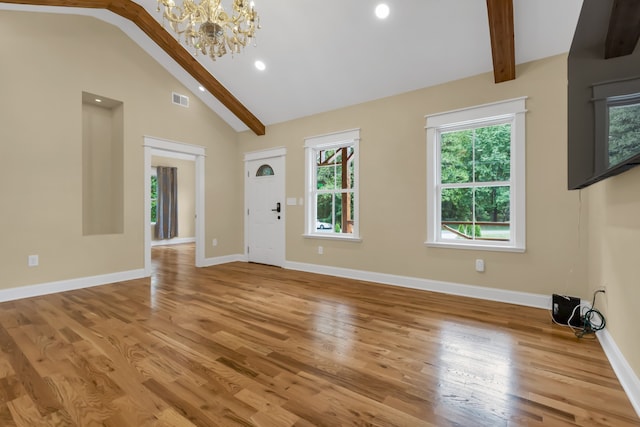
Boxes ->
[246,154,285,266]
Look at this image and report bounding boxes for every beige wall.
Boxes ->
[151,156,196,240]
[585,167,640,381]
[0,11,242,289]
[238,54,588,298]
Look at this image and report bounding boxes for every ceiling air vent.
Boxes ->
[172,92,189,107]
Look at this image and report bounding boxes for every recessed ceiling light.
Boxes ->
[254,60,266,71]
[95,98,102,103]
[198,85,205,92]
[375,4,390,19]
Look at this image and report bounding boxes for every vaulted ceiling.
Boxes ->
[0,1,584,135]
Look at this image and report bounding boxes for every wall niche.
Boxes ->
[82,91,124,235]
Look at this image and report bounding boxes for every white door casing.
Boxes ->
[244,148,286,267]
[143,136,206,275]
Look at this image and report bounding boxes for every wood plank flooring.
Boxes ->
[0,244,637,426]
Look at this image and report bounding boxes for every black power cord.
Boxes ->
[569,289,606,339]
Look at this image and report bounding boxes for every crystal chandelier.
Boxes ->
[157,0,260,60]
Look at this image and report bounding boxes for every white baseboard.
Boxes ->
[597,329,640,417]
[0,269,147,303]
[284,261,551,309]
[201,254,247,267]
[151,237,195,247]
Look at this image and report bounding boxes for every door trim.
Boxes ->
[244,147,287,266]
[244,147,287,162]
[143,136,206,276]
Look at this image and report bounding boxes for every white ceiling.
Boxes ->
[1,0,584,132]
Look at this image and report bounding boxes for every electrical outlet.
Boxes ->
[28,255,39,267]
[212,238,218,247]
[318,246,323,255]
[475,259,485,272]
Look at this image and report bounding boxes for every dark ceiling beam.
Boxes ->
[486,0,516,83]
[1,0,266,135]
[605,0,640,59]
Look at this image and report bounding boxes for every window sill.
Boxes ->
[303,233,362,242]
[425,241,525,253]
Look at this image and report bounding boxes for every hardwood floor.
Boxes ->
[0,244,637,426]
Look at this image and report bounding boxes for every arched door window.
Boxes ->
[256,164,274,176]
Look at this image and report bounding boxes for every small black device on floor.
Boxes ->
[552,294,582,327]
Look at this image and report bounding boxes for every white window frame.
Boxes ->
[425,97,527,252]
[304,128,361,241]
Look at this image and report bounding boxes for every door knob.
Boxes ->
[271,202,281,213]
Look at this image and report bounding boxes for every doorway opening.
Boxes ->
[144,136,206,276]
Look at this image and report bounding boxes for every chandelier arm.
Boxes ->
[162,0,201,25]
[206,0,222,21]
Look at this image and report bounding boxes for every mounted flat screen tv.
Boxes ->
[591,78,640,182]
[567,0,640,189]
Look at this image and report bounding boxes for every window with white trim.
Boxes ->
[426,98,526,252]
[305,129,360,240]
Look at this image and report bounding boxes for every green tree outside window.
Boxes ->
[440,123,511,240]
